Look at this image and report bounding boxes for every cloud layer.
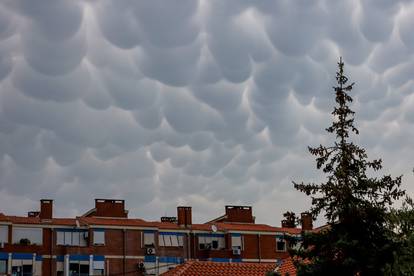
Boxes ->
[0,0,413,225]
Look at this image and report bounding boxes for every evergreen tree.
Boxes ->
[282,211,298,228]
[292,58,405,275]
[384,197,414,275]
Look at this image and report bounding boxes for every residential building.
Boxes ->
[0,199,310,275]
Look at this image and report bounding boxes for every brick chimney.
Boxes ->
[301,212,313,231]
[177,206,192,227]
[225,206,254,223]
[281,219,293,228]
[40,199,53,220]
[95,199,128,218]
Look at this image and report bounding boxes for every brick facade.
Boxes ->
[0,199,310,275]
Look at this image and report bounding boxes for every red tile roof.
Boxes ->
[1,207,308,238]
[79,217,153,227]
[276,258,297,276]
[190,222,302,235]
[4,216,78,226]
[0,213,9,222]
[1,214,304,237]
[161,261,278,276]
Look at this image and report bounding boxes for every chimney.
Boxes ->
[301,212,313,231]
[40,199,53,220]
[177,206,192,227]
[281,220,290,228]
[225,206,254,223]
[95,199,128,218]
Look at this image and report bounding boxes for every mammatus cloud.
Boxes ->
[0,0,413,224]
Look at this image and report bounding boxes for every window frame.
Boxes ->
[0,225,8,244]
[198,234,225,250]
[231,234,243,250]
[93,230,105,246]
[158,232,184,248]
[0,260,7,274]
[143,232,155,247]
[12,227,43,245]
[276,237,286,252]
[56,230,88,247]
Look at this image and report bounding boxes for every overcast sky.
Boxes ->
[0,0,413,226]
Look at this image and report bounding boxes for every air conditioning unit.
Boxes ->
[146,247,156,255]
[232,248,241,255]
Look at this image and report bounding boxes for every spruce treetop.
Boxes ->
[294,57,404,224]
[292,58,405,275]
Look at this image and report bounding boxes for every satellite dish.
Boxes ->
[211,224,217,233]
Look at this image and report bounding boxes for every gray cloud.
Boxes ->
[0,0,413,225]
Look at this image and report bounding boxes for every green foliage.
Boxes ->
[384,197,414,275]
[282,211,298,228]
[19,238,31,245]
[292,58,405,275]
[266,271,281,276]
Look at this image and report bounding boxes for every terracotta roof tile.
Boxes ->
[0,213,9,222]
[191,222,302,235]
[79,217,153,227]
[5,216,78,226]
[161,261,279,276]
[0,215,306,236]
[277,258,297,276]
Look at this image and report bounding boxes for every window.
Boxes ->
[56,230,87,246]
[93,269,104,275]
[56,261,64,275]
[93,230,105,245]
[69,263,89,276]
[158,233,184,247]
[12,264,32,276]
[0,225,8,244]
[276,237,286,252]
[12,227,42,245]
[64,232,72,245]
[198,235,225,250]
[290,235,302,250]
[144,232,155,247]
[93,260,105,275]
[0,260,7,274]
[231,235,243,250]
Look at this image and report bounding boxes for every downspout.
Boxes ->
[258,234,261,263]
[187,233,191,260]
[123,229,126,276]
[193,233,196,260]
[50,228,53,276]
